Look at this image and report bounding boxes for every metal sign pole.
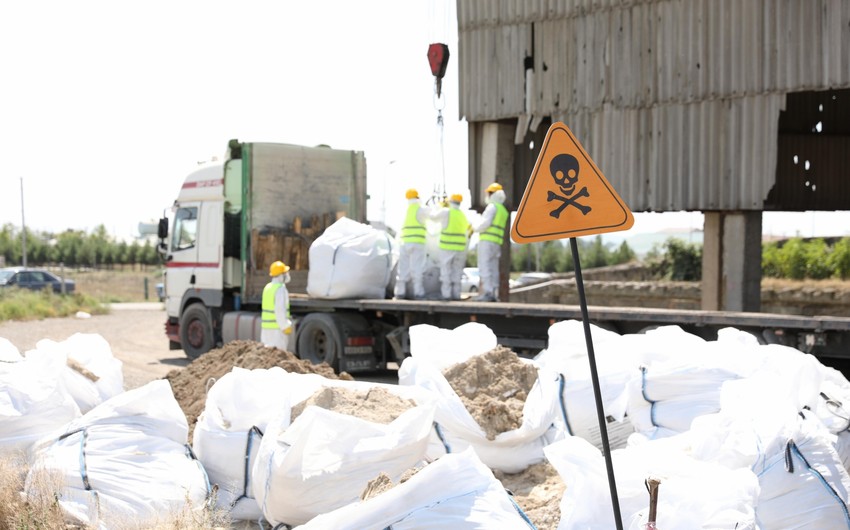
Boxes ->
[570,237,623,529]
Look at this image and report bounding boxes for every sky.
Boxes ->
[2,1,848,243]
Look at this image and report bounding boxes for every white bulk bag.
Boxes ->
[0,337,22,362]
[293,449,536,530]
[409,322,497,371]
[251,376,436,526]
[26,380,209,529]
[28,333,124,413]
[535,320,637,450]
[398,353,562,474]
[0,349,80,454]
[192,367,293,521]
[306,216,394,299]
[626,363,740,438]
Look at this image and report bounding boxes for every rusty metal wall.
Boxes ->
[457,0,850,211]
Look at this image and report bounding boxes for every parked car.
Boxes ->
[510,271,554,289]
[0,267,76,294]
[461,267,481,294]
[155,282,165,302]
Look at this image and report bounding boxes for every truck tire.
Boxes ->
[295,313,347,371]
[180,303,214,360]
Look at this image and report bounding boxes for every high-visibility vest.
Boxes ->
[262,282,287,329]
[479,203,508,245]
[401,203,426,244]
[440,208,468,251]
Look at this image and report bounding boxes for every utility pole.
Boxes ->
[20,177,27,267]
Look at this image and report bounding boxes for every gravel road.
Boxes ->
[0,303,188,389]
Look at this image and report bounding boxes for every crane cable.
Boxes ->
[427,0,451,205]
[433,75,447,203]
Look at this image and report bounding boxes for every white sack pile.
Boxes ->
[306,216,395,299]
[7,319,850,528]
[526,320,850,527]
[0,333,123,455]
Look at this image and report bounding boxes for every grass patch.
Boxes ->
[0,288,109,322]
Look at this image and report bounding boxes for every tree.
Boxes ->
[611,241,636,264]
[582,235,610,268]
[539,241,565,272]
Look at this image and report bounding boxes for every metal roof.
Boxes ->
[457,0,850,211]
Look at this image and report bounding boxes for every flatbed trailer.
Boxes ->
[289,296,850,373]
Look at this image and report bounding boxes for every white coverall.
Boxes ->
[431,202,469,300]
[260,273,292,351]
[474,189,507,301]
[395,198,430,299]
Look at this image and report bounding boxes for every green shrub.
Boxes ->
[828,238,850,280]
[776,238,808,280]
[762,242,781,277]
[645,238,702,281]
[0,288,107,322]
[804,238,832,279]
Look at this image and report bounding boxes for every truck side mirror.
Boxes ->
[158,217,169,239]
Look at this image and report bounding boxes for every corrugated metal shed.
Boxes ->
[457,0,850,212]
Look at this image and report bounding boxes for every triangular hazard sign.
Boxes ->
[511,122,634,243]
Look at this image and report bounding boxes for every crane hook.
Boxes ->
[427,43,450,98]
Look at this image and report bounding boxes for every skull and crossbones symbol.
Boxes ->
[547,153,591,218]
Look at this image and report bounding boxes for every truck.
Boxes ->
[158,139,850,375]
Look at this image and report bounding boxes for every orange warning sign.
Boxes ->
[511,122,634,243]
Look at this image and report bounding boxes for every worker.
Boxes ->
[473,182,509,301]
[261,260,293,351]
[431,193,471,300]
[395,188,429,300]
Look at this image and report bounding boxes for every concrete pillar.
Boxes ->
[701,211,762,312]
[477,122,516,300]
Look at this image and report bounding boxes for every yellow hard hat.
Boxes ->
[405,188,419,200]
[269,260,290,277]
[450,193,463,203]
[486,182,503,194]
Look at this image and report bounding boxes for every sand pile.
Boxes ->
[495,461,565,530]
[164,340,352,437]
[291,386,415,424]
[442,345,539,440]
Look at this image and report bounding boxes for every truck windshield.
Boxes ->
[172,207,198,251]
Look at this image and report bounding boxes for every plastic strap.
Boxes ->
[784,439,850,526]
[557,373,573,436]
[433,422,451,453]
[234,426,264,506]
[184,443,214,509]
[507,491,539,529]
[640,366,658,427]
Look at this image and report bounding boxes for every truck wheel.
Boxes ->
[295,313,343,371]
[180,303,214,360]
